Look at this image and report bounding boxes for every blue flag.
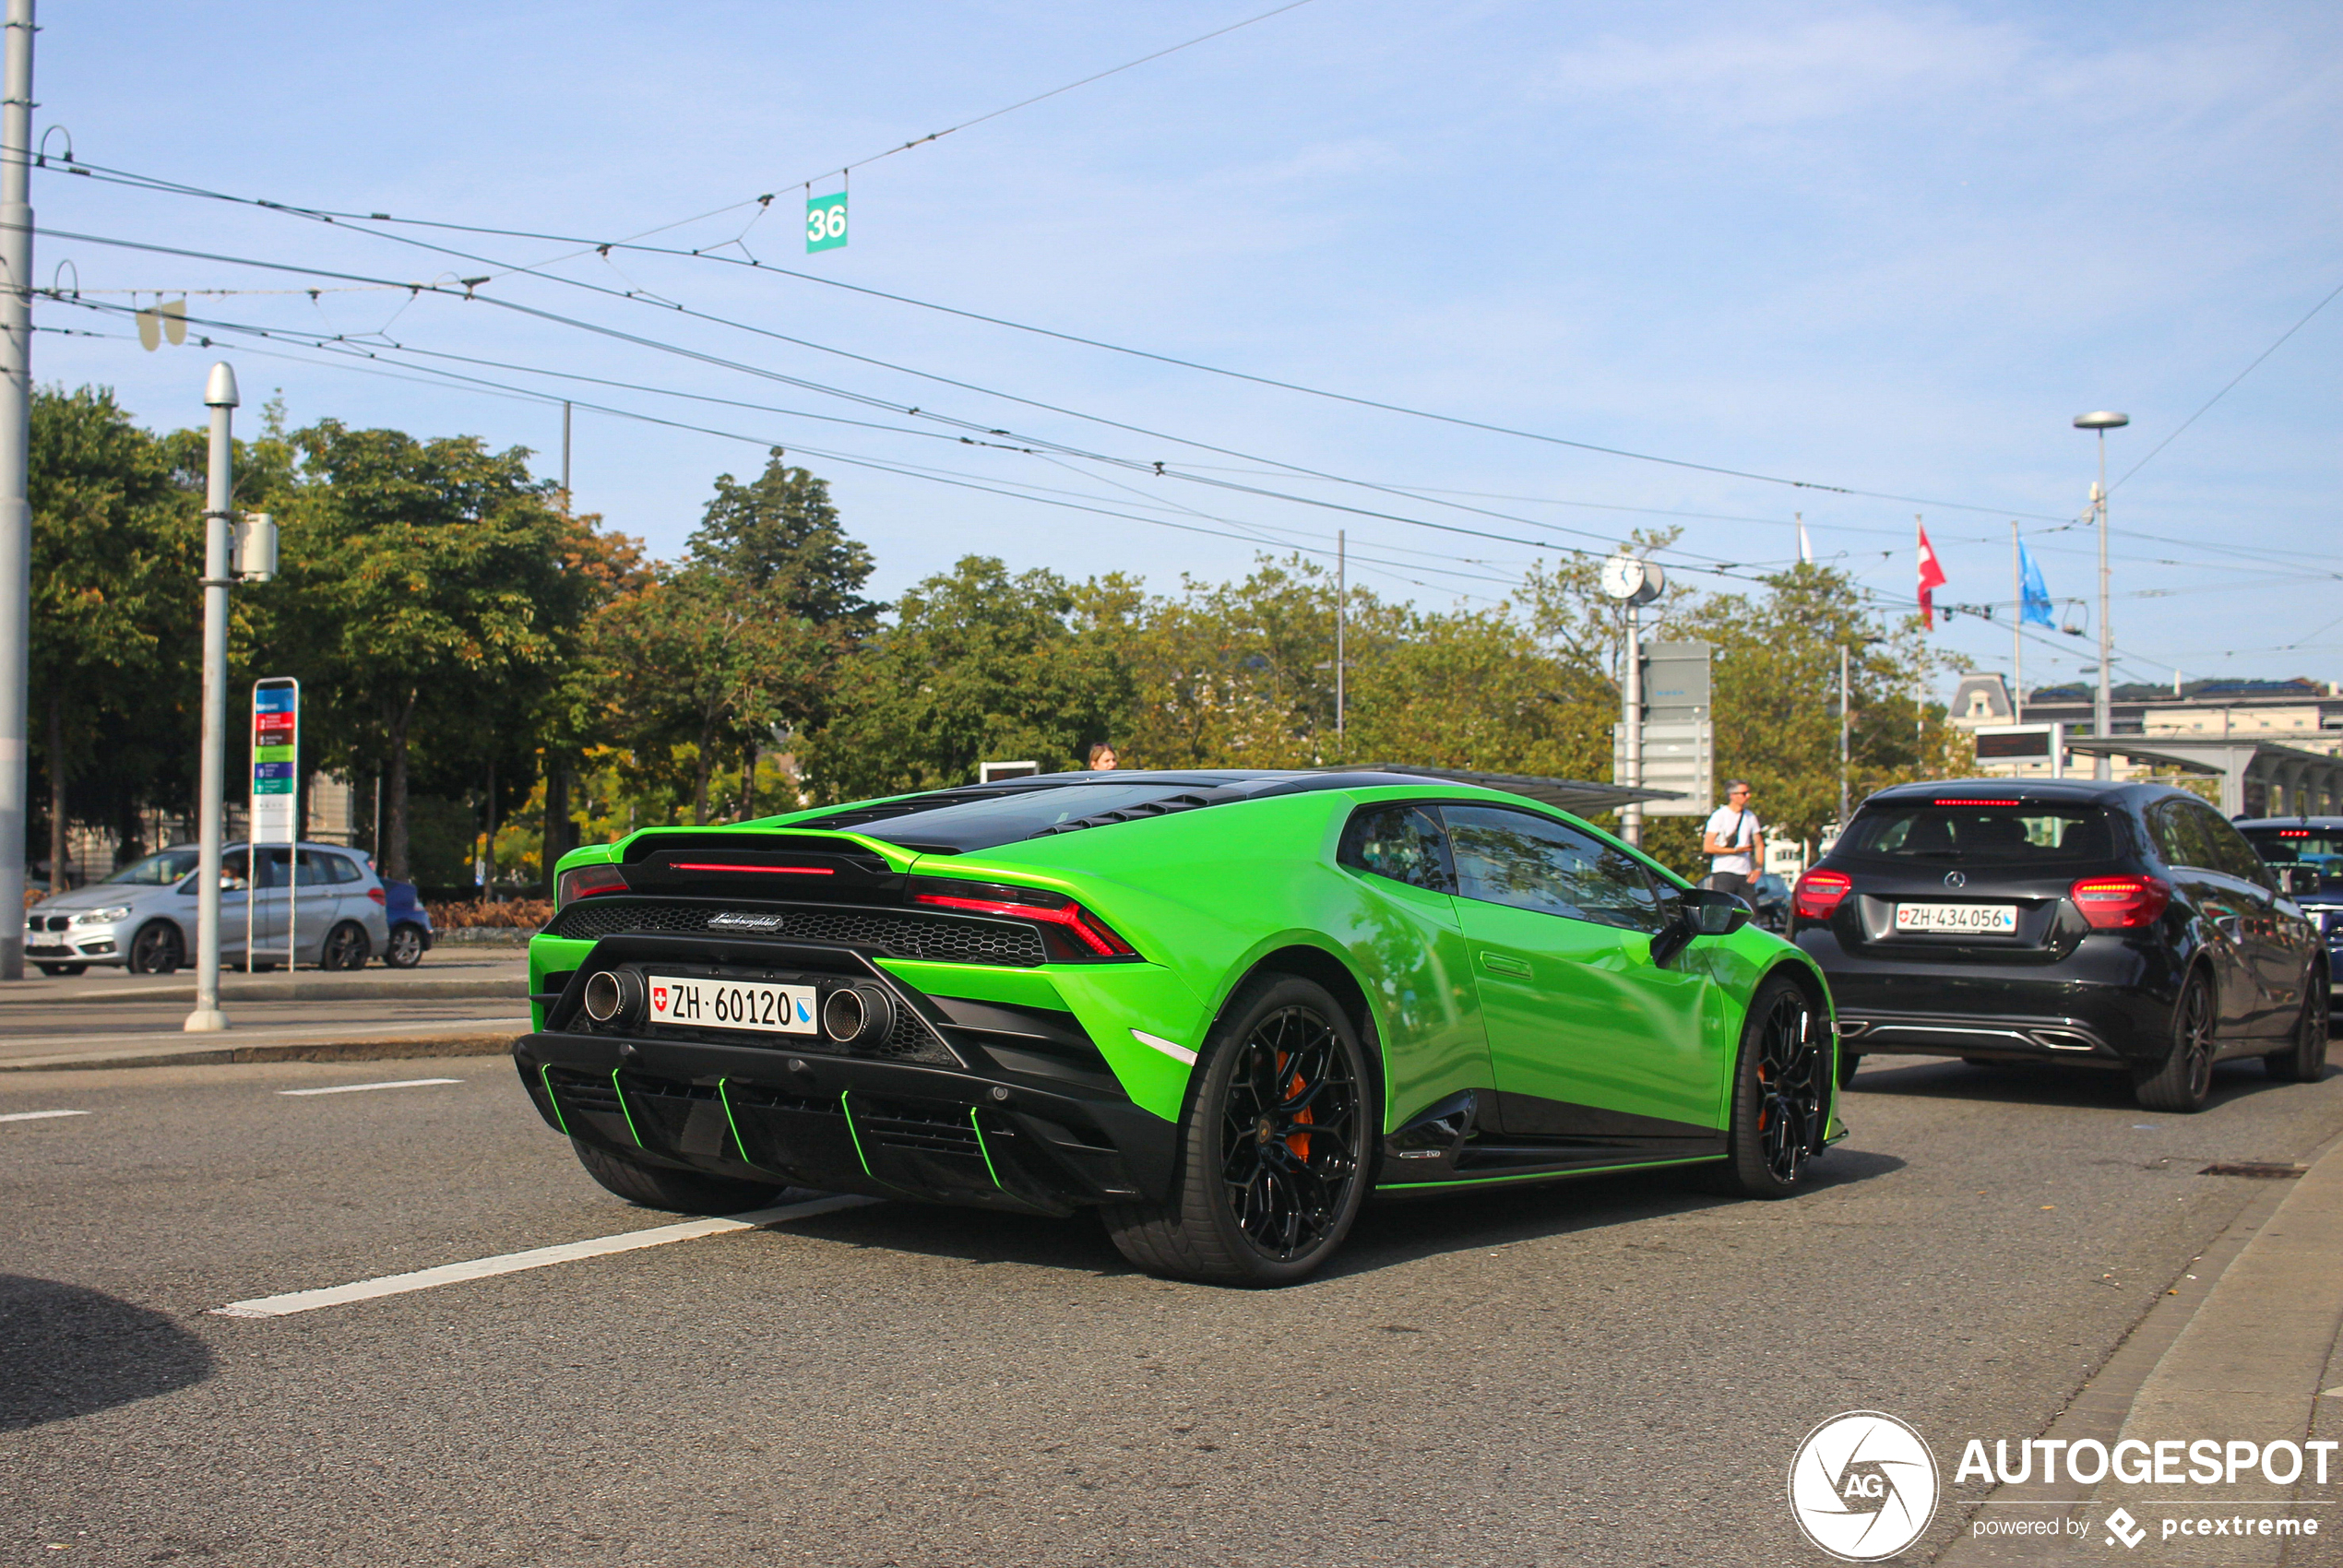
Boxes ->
[2019,543,2053,628]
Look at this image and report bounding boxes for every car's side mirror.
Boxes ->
[2282,864,2320,897]
[1652,887,1753,965]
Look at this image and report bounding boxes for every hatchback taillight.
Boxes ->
[2070,874,2171,930]
[1793,869,1853,921]
[556,863,630,910]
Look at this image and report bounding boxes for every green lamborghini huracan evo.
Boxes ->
[518,768,1843,1285]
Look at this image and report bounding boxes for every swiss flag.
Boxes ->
[1917,523,1948,629]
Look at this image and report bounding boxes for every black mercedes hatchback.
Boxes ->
[1792,780,2328,1111]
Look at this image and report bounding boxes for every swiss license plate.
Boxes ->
[647,975,818,1034]
[1894,902,2018,935]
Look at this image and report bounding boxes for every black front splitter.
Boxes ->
[514,1029,1177,1217]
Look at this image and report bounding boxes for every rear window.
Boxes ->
[1838,802,2114,866]
[793,782,1206,853]
[2243,827,2343,887]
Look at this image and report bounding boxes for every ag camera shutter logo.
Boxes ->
[1789,1411,1941,1561]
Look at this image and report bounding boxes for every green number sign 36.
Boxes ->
[806,193,848,253]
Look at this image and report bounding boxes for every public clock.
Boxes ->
[1600,553,1665,605]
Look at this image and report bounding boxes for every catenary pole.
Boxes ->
[2010,521,2023,728]
[184,363,238,1033]
[1838,643,1850,828]
[1335,529,1344,743]
[561,399,571,505]
[0,0,34,980]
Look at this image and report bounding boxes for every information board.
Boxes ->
[251,678,299,844]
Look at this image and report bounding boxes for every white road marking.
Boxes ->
[208,1194,878,1318]
[1131,1028,1196,1066]
[0,1108,89,1123]
[277,1077,463,1097]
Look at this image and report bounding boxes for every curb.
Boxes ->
[0,1032,520,1073]
[1934,1125,2343,1564]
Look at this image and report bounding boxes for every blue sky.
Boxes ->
[31,1,2342,694]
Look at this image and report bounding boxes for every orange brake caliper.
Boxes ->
[1277,1051,1313,1161]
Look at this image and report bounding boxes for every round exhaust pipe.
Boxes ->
[821,983,897,1048]
[581,968,644,1024]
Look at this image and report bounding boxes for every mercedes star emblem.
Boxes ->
[1945,871,1967,889]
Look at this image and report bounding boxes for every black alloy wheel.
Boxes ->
[1715,976,1825,1199]
[126,921,184,976]
[383,923,424,968]
[2135,969,2218,1113]
[320,921,371,971]
[2265,967,2330,1083]
[1103,973,1371,1286]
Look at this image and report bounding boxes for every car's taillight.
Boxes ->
[910,879,1138,960]
[2071,874,2171,930]
[556,863,630,910]
[1792,869,1853,921]
[367,887,387,907]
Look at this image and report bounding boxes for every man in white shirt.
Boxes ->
[1701,780,1765,897]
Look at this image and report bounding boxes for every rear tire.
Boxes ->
[2135,970,2217,1113]
[320,921,371,970]
[1101,973,1371,1287]
[383,923,424,968]
[2265,968,2329,1083]
[1711,977,1826,1199]
[126,921,183,975]
[570,1138,783,1214]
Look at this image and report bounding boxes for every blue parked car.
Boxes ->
[380,879,434,968]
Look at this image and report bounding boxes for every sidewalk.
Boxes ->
[1936,1130,2343,1564]
[0,1016,529,1071]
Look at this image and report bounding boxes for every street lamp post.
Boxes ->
[184,363,238,1033]
[2073,411,2129,781]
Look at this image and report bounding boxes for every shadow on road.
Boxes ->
[747,1144,1907,1287]
[0,1276,214,1431]
[1846,1052,2310,1112]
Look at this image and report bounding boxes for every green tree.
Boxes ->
[803,556,1134,801]
[597,456,880,824]
[29,386,194,884]
[262,420,581,879]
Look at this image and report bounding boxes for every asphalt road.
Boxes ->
[4,1049,2340,1566]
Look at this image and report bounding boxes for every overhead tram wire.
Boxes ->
[39,157,2077,526]
[26,217,1838,580]
[2108,276,2343,495]
[25,228,1798,586]
[38,302,1517,602]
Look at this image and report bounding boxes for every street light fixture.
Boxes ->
[2072,411,2129,781]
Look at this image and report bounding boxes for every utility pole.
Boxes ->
[1334,529,1345,743]
[2074,412,2128,781]
[184,362,238,1034]
[1838,643,1851,828]
[2010,520,2023,727]
[0,0,34,980]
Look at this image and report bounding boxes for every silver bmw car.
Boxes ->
[25,842,394,975]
